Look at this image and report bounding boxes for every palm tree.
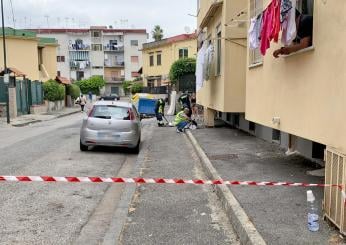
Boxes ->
[152,25,164,41]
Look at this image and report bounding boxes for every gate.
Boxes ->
[178,73,196,93]
[29,80,44,105]
[16,80,29,115]
[0,77,6,103]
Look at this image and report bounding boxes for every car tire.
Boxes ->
[132,139,140,154]
[80,140,88,151]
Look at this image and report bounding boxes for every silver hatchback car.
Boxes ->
[80,101,141,153]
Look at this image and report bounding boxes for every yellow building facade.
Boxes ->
[197,0,247,126]
[0,28,58,81]
[142,34,197,87]
[246,0,346,154]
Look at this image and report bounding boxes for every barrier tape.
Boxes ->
[0,176,342,188]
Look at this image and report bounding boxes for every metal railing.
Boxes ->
[104,61,125,67]
[105,76,125,82]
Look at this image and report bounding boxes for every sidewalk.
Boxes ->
[191,127,342,245]
[0,107,81,127]
[119,120,239,244]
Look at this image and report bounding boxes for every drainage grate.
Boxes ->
[208,154,239,161]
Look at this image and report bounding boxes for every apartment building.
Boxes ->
[33,27,147,96]
[196,0,247,126]
[142,33,197,89]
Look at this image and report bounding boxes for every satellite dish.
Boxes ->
[184,26,191,34]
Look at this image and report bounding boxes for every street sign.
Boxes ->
[3,74,9,84]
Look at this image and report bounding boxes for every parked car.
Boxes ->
[99,93,120,101]
[80,101,141,153]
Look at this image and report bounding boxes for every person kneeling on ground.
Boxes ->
[155,98,166,127]
[174,108,191,133]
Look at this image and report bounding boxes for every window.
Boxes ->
[57,71,61,77]
[179,48,188,59]
[147,80,155,88]
[249,0,263,66]
[91,44,102,51]
[76,71,84,81]
[132,72,140,78]
[157,52,162,66]
[91,31,101,38]
[216,25,222,75]
[131,56,139,63]
[249,122,256,132]
[149,54,154,66]
[272,129,281,142]
[111,86,119,95]
[131,40,139,46]
[57,56,65,62]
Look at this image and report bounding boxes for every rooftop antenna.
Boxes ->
[65,17,69,28]
[44,15,50,28]
[184,26,191,34]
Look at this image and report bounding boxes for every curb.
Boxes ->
[11,110,80,127]
[186,130,267,245]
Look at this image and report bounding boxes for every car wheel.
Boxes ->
[80,140,88,151]
[132,139,140,154]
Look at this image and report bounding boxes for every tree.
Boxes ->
[43,80,65,101]
[77,76,106,95]
[122,80,132,95]
[169,58,196,84]
[152,25,164,41]
[131,83,143,94]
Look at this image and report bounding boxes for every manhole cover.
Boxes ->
[208,154,238,161]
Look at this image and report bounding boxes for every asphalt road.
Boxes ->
[0,114,136,244]
[0,114,238,244]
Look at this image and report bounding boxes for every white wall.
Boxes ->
[123,33,147,80]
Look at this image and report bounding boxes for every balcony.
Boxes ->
[105,76,125,83]
[70,61,90,70]
[104,46,124,52]
[69,44,90,51]
[104,61,125,68]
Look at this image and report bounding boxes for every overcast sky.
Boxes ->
[4,0,197,38]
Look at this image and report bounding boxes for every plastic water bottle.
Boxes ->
[307,190,319,232]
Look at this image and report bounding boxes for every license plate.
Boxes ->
[97,132,121,140]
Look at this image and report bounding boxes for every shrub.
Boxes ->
[43,80,65,101]
[78,76,106,95]
[131,83,143,94]
[66,84,81,99]
[169,58,196,84]
[122,80,132,94]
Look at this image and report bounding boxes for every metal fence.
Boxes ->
[30,80,44,105]
[142,86,168,94]
[0,77,5,103]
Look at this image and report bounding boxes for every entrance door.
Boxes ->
[111,86,119,95]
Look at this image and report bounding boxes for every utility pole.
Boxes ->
[1,0,9,124]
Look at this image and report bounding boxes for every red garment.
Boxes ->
[260,0,281,55]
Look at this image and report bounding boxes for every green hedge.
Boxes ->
[43,80,65,101]
[66,84,81,99]
[169,58,196,84]
[131,83,143,94]
[76,76,105,95]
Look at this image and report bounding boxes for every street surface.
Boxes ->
[0,114,238,244]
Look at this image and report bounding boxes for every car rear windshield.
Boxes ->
[90,105,130,120]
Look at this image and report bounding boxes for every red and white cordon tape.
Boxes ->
[0,175,341,188]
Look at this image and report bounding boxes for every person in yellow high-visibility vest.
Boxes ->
[155,98,166,127]
[174,108,191,133]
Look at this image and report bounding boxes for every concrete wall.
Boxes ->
[0,37,39,80]
[246,0,346,154]
[41,45,58,81]
[124,33,147,80]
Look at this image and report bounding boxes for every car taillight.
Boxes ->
[87,106,95,117]
[128,109,136,121]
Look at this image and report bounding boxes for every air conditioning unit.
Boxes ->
[324,147,346,235]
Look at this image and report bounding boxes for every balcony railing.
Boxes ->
[104,46,124,52]
[69,44,90,51]
[70,61,90,70]
[104,61,125,68]
[105,76,125,82]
